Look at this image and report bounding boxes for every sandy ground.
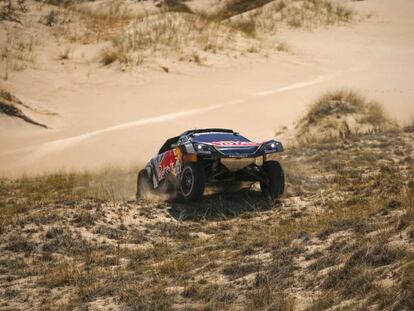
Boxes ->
[1,0,413,176]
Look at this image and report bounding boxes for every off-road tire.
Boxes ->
[179,163,206,202]
[136,169,155,200]
[260,161,285,200]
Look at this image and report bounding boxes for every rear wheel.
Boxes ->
[260,161,285,200]
[179,163,206,202]
[136,169,155,200]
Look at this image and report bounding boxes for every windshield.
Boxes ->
[191,133,250,143]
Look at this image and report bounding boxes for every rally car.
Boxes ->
[137,128,285,202]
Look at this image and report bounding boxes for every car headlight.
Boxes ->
[193,143,213,155]
[262,141,283,153]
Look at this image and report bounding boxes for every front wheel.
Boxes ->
[179,163,206,202]
[260,161,285,200]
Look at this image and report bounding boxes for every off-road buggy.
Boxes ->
[137,128,285,202]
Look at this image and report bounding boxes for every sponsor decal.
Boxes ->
[158,149,182,180]
[211,141,259,147]
[228,153,250,158]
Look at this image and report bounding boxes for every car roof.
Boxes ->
[158,129,242,154]
[181,128,235,136]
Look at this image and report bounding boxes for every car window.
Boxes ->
[158,136,180,154]
[192,133,249,143]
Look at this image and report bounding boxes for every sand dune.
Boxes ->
[1,2,414,309]
[1,0,414,176]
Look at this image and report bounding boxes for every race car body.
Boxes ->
[137,129,285,202]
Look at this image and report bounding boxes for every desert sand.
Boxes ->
[0,0,413,176]
[1,2,414,310]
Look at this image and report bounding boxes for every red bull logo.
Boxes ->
[158,149,181,180]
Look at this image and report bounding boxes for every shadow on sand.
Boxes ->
[168,188,282,221]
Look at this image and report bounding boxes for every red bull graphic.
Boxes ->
[157,148,182,180]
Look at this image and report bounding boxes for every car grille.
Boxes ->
[216,146,259,156]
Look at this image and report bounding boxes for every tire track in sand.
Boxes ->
[1,72,341,160]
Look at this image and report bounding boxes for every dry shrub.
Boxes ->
[305,90,366,123]
[359,102,389,126]
[365,256,414,310]
[41,259,110,302]
[347,239,405,268]
[157,0,192,14]
[247,274,294,311]
[42,9,58,26]
[0,29,38,76]
[42,261,78,288]
[227,15,257,37]
[118,284,172,311]
[5,235,35,254]
[211,0,274,20]
[398,261,414,309]
[0,0,27,23]
[222,261,261,280]
[226,0,354,35]
[102,12,245,65]
[319,234,406,307]
[296,90,396,142]
[51,1,135,43]
[308,252,337,271]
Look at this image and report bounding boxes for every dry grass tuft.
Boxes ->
[0,29,38,78]
[225,0,354,35]
[306,89,367,122]
[210,0,274,20]
[48,1,135,44]
[296,89,396,142]
[119,285,172,311]
[0,0,27,23]
[246,281,294,311]
[101,12,248,66]
[403,118,414,133]
[157,0,192,14]
[0,166,137,229]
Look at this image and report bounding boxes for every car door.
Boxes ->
[155,148,182,182]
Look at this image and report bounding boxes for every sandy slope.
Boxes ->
[1,0,414,176]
